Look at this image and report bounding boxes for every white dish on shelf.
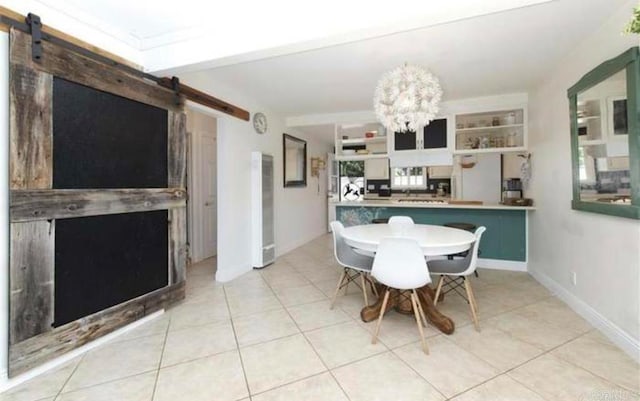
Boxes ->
[342,149,356,155]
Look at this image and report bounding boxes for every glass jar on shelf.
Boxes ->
[504,113,516,126]
[463,138,472,149]
[507,132,517,147]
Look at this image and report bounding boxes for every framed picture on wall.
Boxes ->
[608,95,628,137]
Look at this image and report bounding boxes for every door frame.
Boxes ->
[186,109,218,264]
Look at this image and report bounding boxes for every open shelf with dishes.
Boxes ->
[576,98,604,145]
[335,122,389,160]
[454,108,527,154]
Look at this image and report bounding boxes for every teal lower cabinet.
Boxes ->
[336,206,527,262]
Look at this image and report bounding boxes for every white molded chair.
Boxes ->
[388,216,414,234]
[429,226,486,331]
[371,237,431,354]
[329,221,376,309]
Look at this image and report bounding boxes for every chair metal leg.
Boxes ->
[360,273,369,306]
[464,278,480,331]
[330,270,347,310]
[434,276,444,306]
[344,274,349,295]
[411,290,429,354]
[367,275,379,297]
[372,290,390,345]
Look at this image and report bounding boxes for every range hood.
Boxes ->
[389,150,453,167]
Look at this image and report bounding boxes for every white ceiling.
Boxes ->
[24,0,554,71]
[7,0,631,124]
[176,0,629,117]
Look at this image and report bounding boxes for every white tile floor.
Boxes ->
[2,234,639,401]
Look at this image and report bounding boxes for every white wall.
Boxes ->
[528,0,640,360]
[181,72,331,282]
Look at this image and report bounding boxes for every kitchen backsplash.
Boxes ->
[365,178,452,195]
[581,169,630,193]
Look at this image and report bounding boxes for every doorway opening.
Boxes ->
[186,109,218,271]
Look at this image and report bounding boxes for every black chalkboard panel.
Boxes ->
[423,118,447,149]
[54,211,168,326]
[52,77,168,189]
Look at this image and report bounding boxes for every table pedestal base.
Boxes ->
[360,284,455,335]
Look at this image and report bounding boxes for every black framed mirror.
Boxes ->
[283,133,307,187]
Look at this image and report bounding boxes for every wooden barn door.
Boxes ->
[8,29,187,376]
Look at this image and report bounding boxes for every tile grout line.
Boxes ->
[51,351,86,399]
[387,344,449,400]
[15,246,636,401]
[149,312,172,401]
[247,246,637,400]
[288,255,542,400]
[52,367,159,397]
[403,290,592,399]
[222,285,254,401]
[492,331,614,401]
[538,330,640,396]
[374,285,558,399]
[259,269,354,401]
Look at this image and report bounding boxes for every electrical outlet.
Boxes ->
[571,272,577,286]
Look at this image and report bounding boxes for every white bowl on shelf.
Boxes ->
[342,149,356,155]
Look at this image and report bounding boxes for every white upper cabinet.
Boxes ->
[390,117,452,153]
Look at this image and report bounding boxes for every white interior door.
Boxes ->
[201,133,217,258]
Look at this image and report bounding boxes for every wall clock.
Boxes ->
[253,112,268,134]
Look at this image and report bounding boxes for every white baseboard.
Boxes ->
[530,269,640,363]
[0,310,165,393]
[215,263,252,283]
[215,231,327,283]
[477,258,527,272]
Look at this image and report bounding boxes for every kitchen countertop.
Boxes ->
[331,198,535,211]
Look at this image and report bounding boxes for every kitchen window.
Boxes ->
[391,167,427,189]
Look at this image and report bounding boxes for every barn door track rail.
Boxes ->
[0,10,250,121]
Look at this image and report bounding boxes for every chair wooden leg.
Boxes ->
[411,290,429,354]
[466,277,479,313]
[415,292,428,328]
[360,273,369,306]
[330,270,346,310]
[433,276,444,306]
[464,278,480,331]
[372,290,390,345]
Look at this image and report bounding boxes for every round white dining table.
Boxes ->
[341,223,475,256]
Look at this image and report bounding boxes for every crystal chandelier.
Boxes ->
[373,63,443,133]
